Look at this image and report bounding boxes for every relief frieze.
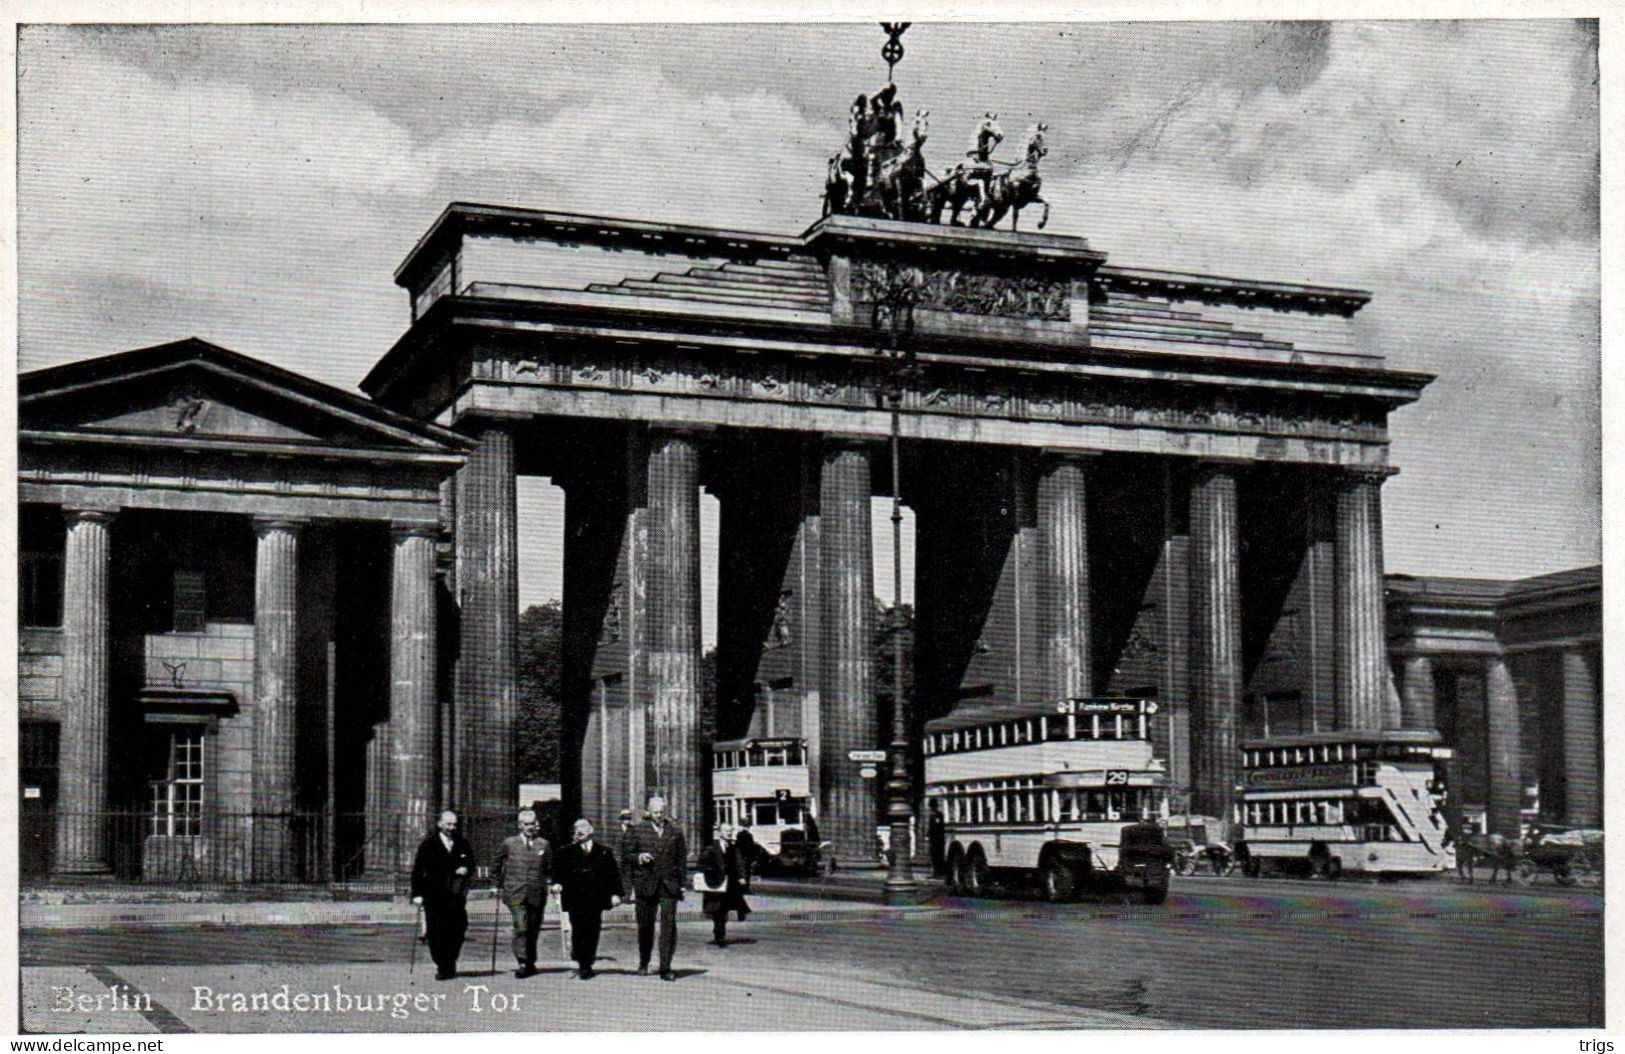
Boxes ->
[849,259,1070,321]
[513,348,1383,442]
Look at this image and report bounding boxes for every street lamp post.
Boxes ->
[873,262,920,904]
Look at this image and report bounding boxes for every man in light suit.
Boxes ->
[410,810,475,981]
[492,808,551,978]
[621,794,687,980]
[550,818,624,979]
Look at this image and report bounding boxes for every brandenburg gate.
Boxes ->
[362,164,1430,859]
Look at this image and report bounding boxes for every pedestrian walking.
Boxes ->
[622,793,687,981]
[410,810,475,981]
[617,808,638,900]
[697,826,750,947]
[550,818,625,979]
[733,821,758,897]
[927,800,946,877]
[492,808,551,978]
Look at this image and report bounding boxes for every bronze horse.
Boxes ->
[873,109,931,222]
[971,124,1050,232]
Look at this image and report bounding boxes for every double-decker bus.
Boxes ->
[710,737,821,874]
[924,697,1173,903]
[1233,730,1454,878]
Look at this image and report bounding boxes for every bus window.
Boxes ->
[753,803,777,826]
[779,802,802,825]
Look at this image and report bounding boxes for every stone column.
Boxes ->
[391,523,440,869]
[54,507,115,875]
[1189,463,1242,820]
[646,431,704,853]
[1401,653,1436,732]
[1335,468,1388,729]
[820,441,876,866]
[1561,648,1599,827]
[1484,655,1522,838]
[1302,474,1338,733]
[253,516,304,881]
[455,425,518,821]
[1038,453,1092,701]
[1158,463,1193,801]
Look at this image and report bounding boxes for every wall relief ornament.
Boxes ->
[850,259,1068,321]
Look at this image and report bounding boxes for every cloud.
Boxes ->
[16,22,1601,582]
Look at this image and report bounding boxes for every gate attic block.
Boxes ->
[363,203,1432,851]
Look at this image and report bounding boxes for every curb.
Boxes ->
[22,898,947,932]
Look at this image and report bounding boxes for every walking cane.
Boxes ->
[410,903,423,975]
[490,887,503,974]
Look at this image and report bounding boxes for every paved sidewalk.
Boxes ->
[22,890,941,931]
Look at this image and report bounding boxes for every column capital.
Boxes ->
[63,505,117,525]
[1038,448,1102,466]
[1336,464,1397,488]
[390,520,442,541]
[822,434,882,456]
[453,408,528,434]
[253,516,308,536]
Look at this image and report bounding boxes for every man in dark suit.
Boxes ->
[411,810,475,981]
[621,793,687,980]
[697,827,750,947]
[550,818,624,979]
[492,808,551,978]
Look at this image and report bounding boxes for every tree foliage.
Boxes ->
[515,601,563,783]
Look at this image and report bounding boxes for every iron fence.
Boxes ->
[21,809,524,891]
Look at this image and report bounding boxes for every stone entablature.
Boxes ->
[368,207,1429,471]
[379,205,1403,381]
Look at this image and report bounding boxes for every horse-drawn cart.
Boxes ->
[1516,829,1604,887]
[1458,828,1603,886]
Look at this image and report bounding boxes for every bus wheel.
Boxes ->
[1041,856,1077,902]
[965,848,990,897]
[1141,879,1169,905]
[1235,844,1261,878]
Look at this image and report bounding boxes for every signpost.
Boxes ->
[848,749,888,763]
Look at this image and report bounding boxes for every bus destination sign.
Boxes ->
[1245,764,1356,790]
[1054,698,1159,716]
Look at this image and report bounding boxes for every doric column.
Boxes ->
[1561,648,1599,827]
[1158,463,1193,800]
[1189,463,1242,820]
[455,425,518,819]
[1401,653,1436,731]
[646,431,704,853]
[819,440,876,865]
[1302,474,1338,732]
[1335,468,1388,729]
[54,507,115,874]
[391,522,440,868]
[253,516,304,881]
[1484,656,1522,838]
[1038,453,1092,700]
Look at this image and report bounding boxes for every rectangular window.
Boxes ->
[149,727,205,837]
[753,803,778,826]
[173,570,207,633]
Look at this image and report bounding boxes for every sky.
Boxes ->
[15,20,1602,639]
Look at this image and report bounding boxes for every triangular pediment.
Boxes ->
[21,338,468,454]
